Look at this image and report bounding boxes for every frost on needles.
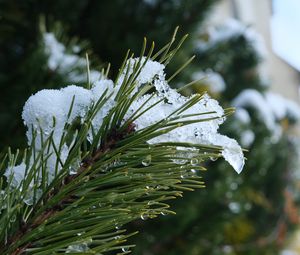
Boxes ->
[5,57,245,202]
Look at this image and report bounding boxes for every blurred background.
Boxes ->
[1,0,300,254]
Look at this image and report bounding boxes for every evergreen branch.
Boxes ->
[0,29,244,254]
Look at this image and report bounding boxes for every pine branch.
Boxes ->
[0,30,244,254]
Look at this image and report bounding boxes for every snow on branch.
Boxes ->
[6,58,245,204]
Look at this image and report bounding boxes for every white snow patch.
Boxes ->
[232,89,300,144]
[43,32,102,84]
[192,69,226,94]
[4,163,27,188]
[197,19,267,58]
[232,89,277,132]
[240,130,255,148]
[234,108,251,124]
[265,92,300,121]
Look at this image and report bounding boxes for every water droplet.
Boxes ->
[142,155,152,166]
[190,158,199,166]
[66,243,89,253]
[69,167,77,175]
[114,220,121,229]
[209,156,218,162]
[190,169,198,177]
[180,171,188,179]
[147,201,156,206]
[140,213,149,220]
[121,247,130,252]
[160,212,168,216]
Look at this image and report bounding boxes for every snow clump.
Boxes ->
[6,58,246,204]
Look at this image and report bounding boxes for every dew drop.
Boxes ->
[209,156,218,162]
[147,201,156,206]
[140,213,149,220]
[122,247,130,252]
[180,171,188,179]
[66,243,89,253]
[142,155,152,166]
[69,167,77,175]
[190,158,199,166]
[190,169,198,177]
[114,220,121,230]
[160,212,168,216]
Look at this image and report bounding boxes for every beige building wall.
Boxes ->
[209,0,300,103]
